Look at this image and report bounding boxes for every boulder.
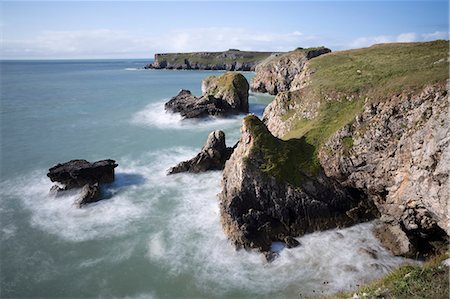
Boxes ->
[168,130,234,174]
[47,159,117,208]
[165,72,249,119]
[47,159,118,189]
[74,183,101,208]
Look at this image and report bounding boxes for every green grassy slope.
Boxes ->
[254,41,448,179]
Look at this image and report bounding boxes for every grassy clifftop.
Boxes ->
[253,40,449,180]
[150,49,277,70]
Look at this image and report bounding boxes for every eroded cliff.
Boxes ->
[220,40,449,257]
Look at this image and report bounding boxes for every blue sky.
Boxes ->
[1,1,448,59]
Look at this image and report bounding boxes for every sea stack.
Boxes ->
[165,72,249,118]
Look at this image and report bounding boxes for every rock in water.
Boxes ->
[74,183,101,208]
[219,115,377,253]
[47,159,117,207]
[47,159,118,189]
[165,72,249,119]
[202,72,249,113]
[168,130,234,174]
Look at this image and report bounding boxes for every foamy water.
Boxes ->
[0,60,411,298]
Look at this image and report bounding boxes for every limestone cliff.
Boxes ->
[219,115,377,254]
[319,82,449,256]
[251,47,331,95]
[220,40,449,257]
[146,49,277,71]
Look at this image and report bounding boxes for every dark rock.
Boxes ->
[219,115,378,252]
[284,236,301,248]
[165,72,250,119]
[47,159,118,189]
[168,130,234,174]
[74,183,101,208]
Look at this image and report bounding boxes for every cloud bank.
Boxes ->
[2,27,448,59]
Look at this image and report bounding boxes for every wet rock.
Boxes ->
[168,130,235,174]
[373,222,415,257]
[74,183,101,208]
[47,159,117,208]
[47,159,118,189]
[284,236,301,248]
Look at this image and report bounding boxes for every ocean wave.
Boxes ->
[131,101,243,131]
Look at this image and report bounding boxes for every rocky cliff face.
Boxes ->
[251,47,331,95]
[219,115,377,255]
[318,82,449,256]
[146,50,276,71]
[220,41,449,257]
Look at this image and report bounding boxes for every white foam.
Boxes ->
[131,101,243,131]
[144,172,413,296]
[0,146,413,297]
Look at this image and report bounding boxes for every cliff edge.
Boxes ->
[221,40,449,257]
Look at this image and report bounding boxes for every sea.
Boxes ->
[0,59,408,298]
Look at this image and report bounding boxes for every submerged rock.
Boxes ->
[219,115,377,253]
[165,72,249,119]
[168,130,234,174]
[47,159,118,207]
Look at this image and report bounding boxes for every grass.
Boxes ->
[328,253,449,299]
[244,115,317,187]
[269,40,449,175]
[155,50,276,66]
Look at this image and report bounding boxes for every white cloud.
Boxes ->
[1,27,321,59]
[396,32,417,42]
[350,31,449,48]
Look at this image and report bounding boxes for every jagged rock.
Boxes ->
[168,130,234,174]
[47,159,117,208]
[47,159,118,189]
[319,82,449,257]
[251,47,331,95]
[74,183,101,208]
[373,222,414,257]
[165,72,249,119]
[219,115,377,252]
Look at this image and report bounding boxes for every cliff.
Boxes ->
[146,49,277,71]
[251,47,331,95]
[220,40,449,257]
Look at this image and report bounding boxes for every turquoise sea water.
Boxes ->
[0,60,406,298]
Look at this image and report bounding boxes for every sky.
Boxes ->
[0,1,448,59]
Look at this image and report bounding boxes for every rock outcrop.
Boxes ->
[221,41,449,258]
[251,47,331,95]
[168,130,234,174]
[202,72,249,113]
[165,72,249,118]
[47,159,118,207]
[145,49,277,71]
[219,115,377,254]
[318,82,449,257]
